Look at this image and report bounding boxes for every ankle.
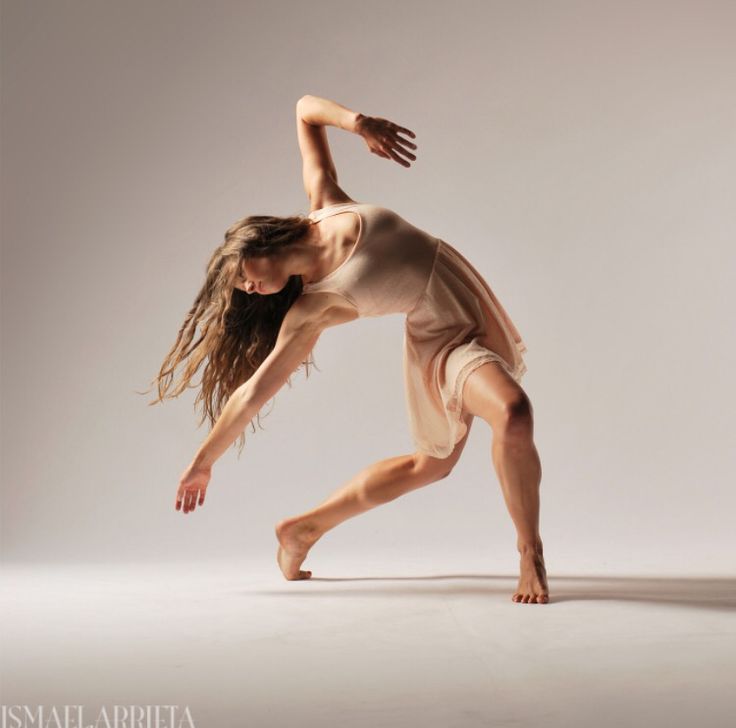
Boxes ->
[294,516,325,542]
[518,540,543,555]
[277,515,320,539]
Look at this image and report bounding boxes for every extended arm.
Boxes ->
[193,322,321,469]
[175,298,325,513]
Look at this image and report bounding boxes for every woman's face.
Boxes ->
[236,255,286,295]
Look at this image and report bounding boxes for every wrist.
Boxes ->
[350,112,366,134]
[191,450,215,470]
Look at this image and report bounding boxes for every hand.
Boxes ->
[355,113,417,168]
[175,462,211,514]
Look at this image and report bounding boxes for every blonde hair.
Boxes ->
[141,212,320,455]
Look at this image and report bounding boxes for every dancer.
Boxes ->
[150,94,549,604]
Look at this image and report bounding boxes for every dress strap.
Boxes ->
[307,201,359,221]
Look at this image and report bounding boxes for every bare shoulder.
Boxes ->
[307,170,358,213]
[287,290,359,330]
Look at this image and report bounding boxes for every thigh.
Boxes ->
[461,360,529,429]
[413,411,474,477]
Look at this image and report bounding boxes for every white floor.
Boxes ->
[1,559,735,728]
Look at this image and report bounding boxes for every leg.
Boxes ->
[461,360,549,604]
[275,418,474,580]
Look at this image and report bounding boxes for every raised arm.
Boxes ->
[296,95,419,209]
[296,94,362,208]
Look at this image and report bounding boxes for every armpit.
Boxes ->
[300,289,360,326]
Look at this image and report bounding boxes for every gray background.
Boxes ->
[2,0,734,574]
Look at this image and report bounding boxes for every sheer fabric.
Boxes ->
[302,201,527,458]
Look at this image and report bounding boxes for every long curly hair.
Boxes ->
[142,211,320,455]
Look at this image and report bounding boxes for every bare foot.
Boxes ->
[513,546,549,604]
[275,516,322,580]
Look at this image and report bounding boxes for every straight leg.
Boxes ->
[462,360,549,604]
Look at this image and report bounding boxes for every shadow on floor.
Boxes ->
[249,574,736,610]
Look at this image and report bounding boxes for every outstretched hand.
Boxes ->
[175,462,211,514]
[356,113,417,168]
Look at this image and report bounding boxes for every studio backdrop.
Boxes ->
[1,0,734,576]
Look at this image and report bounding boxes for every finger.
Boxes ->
[392,123,416,139]
[391,141,417,163]
[175,492,183,511]
[384,146,411,168]
[390,145,414,165]
[184,492,195,514]
[393,133,417,150]
[199,490,206,506]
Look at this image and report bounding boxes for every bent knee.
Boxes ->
[497,392,534,437]
[412,453,454,481]
[504,391,533,419]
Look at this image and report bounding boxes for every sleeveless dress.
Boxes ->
[301,201,528,459]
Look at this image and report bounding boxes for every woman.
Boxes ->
[150,94,549,604]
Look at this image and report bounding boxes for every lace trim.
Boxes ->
[451,349,527,416]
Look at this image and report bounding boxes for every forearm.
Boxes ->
[298,94,362,133]
[190,386,256,468]
[189,324,321,469]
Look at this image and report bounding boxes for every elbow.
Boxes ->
[238,385,261,422]
[235,381,255,409]
[295,96,307,120]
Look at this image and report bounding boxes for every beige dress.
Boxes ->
[302,201,528,459]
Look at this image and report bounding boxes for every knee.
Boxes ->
[411,453,454,482]
[496,392,534,441]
